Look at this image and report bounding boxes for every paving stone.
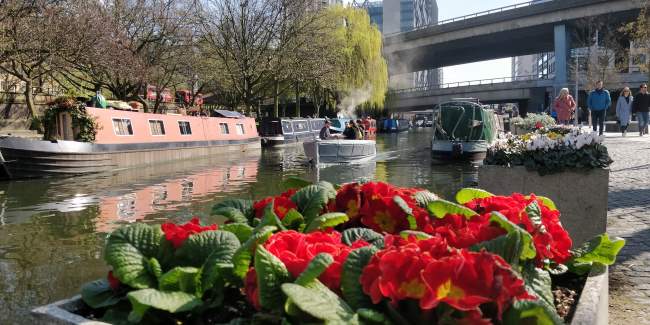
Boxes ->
[604,133,650,312]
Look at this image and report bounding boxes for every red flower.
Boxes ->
[263,230,368,292]
[244,268,261,310]
[424,213,505,249]
[161,217,218,249]
[420,250,533,315]
[334,183,362,219]
[358,182,430,234]
[360,235,450,305]
[107,270,121,291]
[465,194,572,265]
[253,189,298,220]
[535,121,543,129]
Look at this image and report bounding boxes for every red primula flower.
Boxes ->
[161,217,218,249]
[253,189,298,220]
[360,235,451,305]
[424,213,505,249]
[107,270,121,291]
[263,230,368,292]
[465,194,572,265]
[244,267,261,311]
[334,183,362,219]
[420,250,533,315]
[357,182,430,234]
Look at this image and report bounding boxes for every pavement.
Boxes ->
[602,131,650,324]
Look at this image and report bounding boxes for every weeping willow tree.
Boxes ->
[326,6,388,111]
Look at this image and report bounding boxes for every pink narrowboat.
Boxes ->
[0,107,260,179]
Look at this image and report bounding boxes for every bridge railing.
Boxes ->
[385,0,547,37]
[389,75,549,95]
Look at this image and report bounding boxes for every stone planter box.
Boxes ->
[32,267,609,325]
[479,165,609,247]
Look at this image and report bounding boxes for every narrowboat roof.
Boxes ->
[214,110,245,118]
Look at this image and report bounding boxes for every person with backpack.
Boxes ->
[587,80,611,136]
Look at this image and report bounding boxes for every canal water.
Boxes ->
[0,128,478,323]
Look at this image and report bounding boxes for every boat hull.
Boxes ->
[0,136,260,179]
[303,140,376,164]
[261,133,317,147]
[431,140,488,162]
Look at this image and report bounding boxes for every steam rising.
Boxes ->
[337,84,372,118]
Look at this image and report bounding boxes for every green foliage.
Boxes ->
[212,199,254,223]
[126,289,202,323]
[325,6,388,110]
[295,253,334,286]
[42,97,99,142]
[511,113,556,131]
[568,234,626,275]
[341,246,379,310]
[281,282,357,324]
[304,212,349,233]
[503,299,564,325]
[174,230,240,267]
[341,228,384,248]
[81,280,121,309]
[291,184,336,224]
[427,199,479,219]
[455,188,494,204]
[255,246,291,311]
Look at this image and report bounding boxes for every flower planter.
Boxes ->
[32,265,610,325]
[479,165,609,247]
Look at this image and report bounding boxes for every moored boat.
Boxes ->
[303,139,376,165]
[258,117,324,147]
[431,100,501,162]
[379,118,410,133]
[0,106,260,179]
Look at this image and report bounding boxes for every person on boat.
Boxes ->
[90,89,107,109]
[356,119,365,139]
[553,88,576,125]
[319,120,332,140]
[616,87,633,137]
[343,121,357,140]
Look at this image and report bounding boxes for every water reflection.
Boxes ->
[0,128,480,323]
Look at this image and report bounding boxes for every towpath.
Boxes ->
[604,133,650,324]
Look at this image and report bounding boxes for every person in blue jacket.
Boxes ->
[587,80,611,135]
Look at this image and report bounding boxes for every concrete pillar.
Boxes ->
[554,24,569,91]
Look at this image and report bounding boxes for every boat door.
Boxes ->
[281,120,294,142]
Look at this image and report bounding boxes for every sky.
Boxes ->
[436,0,531,84]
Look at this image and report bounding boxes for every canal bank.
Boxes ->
[0,128,481,323]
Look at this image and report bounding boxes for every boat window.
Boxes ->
[220,123,229,134]
[282,121,293,133]
[112,118,133,136]
[178,121,192,135]
[310,119,324,131]
[236,123,245,135]
[293,121,309,132]
[149,120,165,135]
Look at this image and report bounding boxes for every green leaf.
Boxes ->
[295,253,334,286]
[175,230,240,267]
[212,207,249,224]
[342,228,384,248]
[158,267,199,293]
[427,199,478,219]
[392,196,413,215]
[522,266,554,307]
[412,190,439,208]
[399,230,432,240]
[471,232,526,267]
[281,283,356,323]
[304,213,349,233]
[455,188,494,204]
[528,195,557,211]
[291,185,332,224]
[256,202,287,231]
[489,212,536,261]
[232,226,277,278]
[127,289,202,323]
[503,299,564,325]
[220,223,254,243]
[212,199,254,221]
[357,308,391,325]
[341,246,379,309]
[148,258,162,279]
[104,223,162,289]
[81,279,121,309]
[568,234,626,275]
[281,209,305,230]
[255,246,290,311]
[525,201,543,228]
[282,177,313,190]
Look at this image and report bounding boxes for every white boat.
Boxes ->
[303,139,376,164]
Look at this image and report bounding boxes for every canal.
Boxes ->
[0,128,478,323]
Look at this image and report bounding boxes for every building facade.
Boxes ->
[359,0,442,89]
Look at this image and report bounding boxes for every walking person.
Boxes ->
[615,87,633,137]
[587,80,611,135]
[553,88,576,125]
[633,83,650,136]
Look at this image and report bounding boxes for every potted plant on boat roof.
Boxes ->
[480,126,613,247]
[32,180,623,324]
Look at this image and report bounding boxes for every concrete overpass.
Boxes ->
[384,0,643,87]
[388,73,649,113]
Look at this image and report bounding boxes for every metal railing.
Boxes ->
[385,0,549,37]
[389,75,549,95]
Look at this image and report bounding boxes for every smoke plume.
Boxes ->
[337,84,372,118]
